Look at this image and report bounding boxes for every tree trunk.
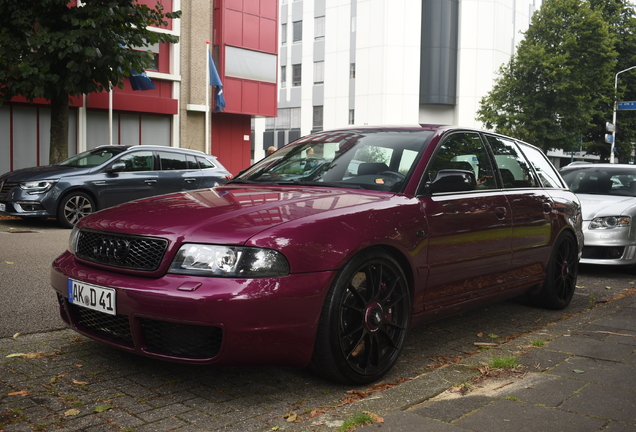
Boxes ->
[49,94,69,164]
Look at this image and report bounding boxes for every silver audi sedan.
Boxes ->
[561,163,636,266]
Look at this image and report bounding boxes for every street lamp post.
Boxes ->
[611,66,636,164]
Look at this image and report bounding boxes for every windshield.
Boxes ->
[234,130,433,192]
[58,147,129,168]
[561,166,636,197]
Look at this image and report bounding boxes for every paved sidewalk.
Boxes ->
[1,294,634,431]
[300,294,636,432]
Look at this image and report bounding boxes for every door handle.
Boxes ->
[184,178,196,183]
[494,207,507,220]
[144,180,157,184]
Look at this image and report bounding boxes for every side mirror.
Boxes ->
[107,162,126,173]
[428,169,476,193]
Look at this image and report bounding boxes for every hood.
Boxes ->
[79,184,392,244]
[1,164,92,181]
[577,194,636,220]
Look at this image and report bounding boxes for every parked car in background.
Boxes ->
[0,146,231,228]
[51,125,583,384]
[560,163,636,267]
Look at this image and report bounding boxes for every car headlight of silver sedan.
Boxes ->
[19,179,57,194]
[169,244,290,277]
[589,216,630,229]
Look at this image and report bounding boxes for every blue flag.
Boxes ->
[208,51,226,112]
[129,70,156,91]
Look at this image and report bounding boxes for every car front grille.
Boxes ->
[141,319,223,359]
[76,230,168,271]
[70,304,134,348]
[0,181,18,200]
[582,246,625,260]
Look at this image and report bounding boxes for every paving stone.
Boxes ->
[454,399,606,432]
[559,382,636,423]
[500,374,585,407]
[177,409,229,429]
[516,349,570,371]
[549,356,636,388]
[545,335,635,361]
[408,395,494,422]
[358,410,472,431]
[136,403,192,422]
[603,421,636,432]
[594,308,636,331]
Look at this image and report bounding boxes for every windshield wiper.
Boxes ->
[275,180,363,189]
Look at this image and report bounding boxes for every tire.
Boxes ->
[310,249,411,384]
[530,232,579,310]
[57,192,96,228]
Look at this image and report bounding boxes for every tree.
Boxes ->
[477,0,617,155]
[0,0,181,164]
[586,0,636,161]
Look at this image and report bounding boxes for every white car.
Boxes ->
[561,163,636,266]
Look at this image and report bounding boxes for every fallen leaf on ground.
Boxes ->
[284,412,298,422]
[94,404,113,413]
[12,333,20,339]
[72,379,89,386]
[8,390,30,396]
[573,369,585,374]
[476,332,484,337]
[65,409,80,416]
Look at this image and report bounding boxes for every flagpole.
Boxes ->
[108,83,113,145]
[205,41,211,155]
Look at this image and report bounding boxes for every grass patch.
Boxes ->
[338,411,379,431]
[531,340,546,347]
[488,356,518,369]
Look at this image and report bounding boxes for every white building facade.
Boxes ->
[253,0,542,160]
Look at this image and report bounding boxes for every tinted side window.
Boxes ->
[159,152,188,170]
[117,151,154,172]
[517,143,564,188]
[197,156,217,169]
[485,135,538,188]
[186,155,199,170]
[426,132,496,190]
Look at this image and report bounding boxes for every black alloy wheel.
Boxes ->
[311,249,411,384]
[531,232,579,310]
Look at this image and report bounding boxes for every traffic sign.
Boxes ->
[618,101,636,110]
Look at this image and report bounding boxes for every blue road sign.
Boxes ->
[618,101,636,110]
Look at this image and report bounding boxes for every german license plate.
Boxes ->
[0,203,5,212]
[67,279,116,315]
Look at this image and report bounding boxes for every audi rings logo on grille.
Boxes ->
[93,238,131,262]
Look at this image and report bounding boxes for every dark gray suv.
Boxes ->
[0,145,232,228]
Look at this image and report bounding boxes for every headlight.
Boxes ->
[69,225,81,254]
[589,216,630,229]
[20,180,56,194]
[169,244,290,277]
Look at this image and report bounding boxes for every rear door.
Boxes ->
[157,151,202,193]
[419,132,513,309]
[484,134,553,280]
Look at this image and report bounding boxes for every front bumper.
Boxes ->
[580,223,636,265]
[51,251,336,367]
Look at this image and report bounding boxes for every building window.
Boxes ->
[281,23,287,45]
[350,63,356,79]
[314,61,324,84]
[281,65,287,88]
[349,109,355,125]
[313,106,323,130]
[315,16,325,39]
[293,21,302,42]
[292,64,302,86]
[291,107,301,128]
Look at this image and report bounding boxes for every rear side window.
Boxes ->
[517,143,564,188]
[159,151,188,170]
[197,156,217,169]
[485,135,538,188]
